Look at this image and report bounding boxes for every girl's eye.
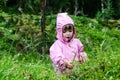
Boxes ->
[63,31,66,33]
[63,29,67,33]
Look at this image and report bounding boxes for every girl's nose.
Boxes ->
[66,32,70,35]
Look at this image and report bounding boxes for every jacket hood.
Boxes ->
[56,13,76,43]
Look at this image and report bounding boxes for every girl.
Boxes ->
[49,13,88,75]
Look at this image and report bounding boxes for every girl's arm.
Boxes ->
[50,41,66,70]
[76,39,84,62]
[76,39,88,62]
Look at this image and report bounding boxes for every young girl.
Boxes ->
[49,13,88,75]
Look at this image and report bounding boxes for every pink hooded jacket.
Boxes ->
[50,13,87,75]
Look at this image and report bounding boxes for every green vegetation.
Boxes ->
[0,12,120,79]
[1,0,120,18]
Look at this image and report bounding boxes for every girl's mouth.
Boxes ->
[63,37,71,42]
[66,37,70,39]
[66,37,70,40]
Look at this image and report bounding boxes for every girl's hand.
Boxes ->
[81,54,89,62]
[79,52,89,62]
[64,61,74,69]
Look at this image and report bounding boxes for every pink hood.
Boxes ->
[56,13,75,43]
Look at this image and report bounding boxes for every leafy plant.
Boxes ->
[0,12,120,79]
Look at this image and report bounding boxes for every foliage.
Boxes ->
[69,51,120,79]
[0,0,120,18]
[113,0,120,19]
[0,12,57,54]
[0,53,69,80]
[95,0,117,28]
[0,12,120,79]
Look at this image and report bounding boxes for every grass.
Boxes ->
[0,53,60,80]
[0,12,120,79]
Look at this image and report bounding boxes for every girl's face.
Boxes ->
[62,24,74,42]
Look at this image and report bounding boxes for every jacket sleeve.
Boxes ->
[76,39,88,62]
[76,39,83,52]
[76,39,84,62]
[49,41,65,69]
